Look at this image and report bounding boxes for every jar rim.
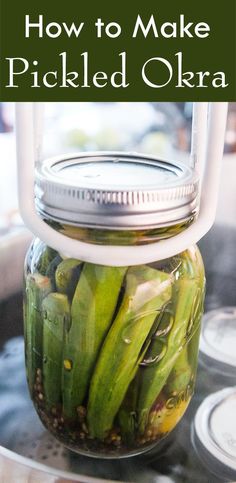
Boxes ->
[35,151,199,230]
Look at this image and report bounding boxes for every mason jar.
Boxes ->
[23,153,205,458]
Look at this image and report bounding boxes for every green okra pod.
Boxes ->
[165,290,204,399]
[179,249,205,282]
[118,307,169,443]
[138,278,199,434]
[187,282,204,373]
[188,322,201,370]
[87,265,173,440]
[62,263,127,419]
[37,247,58,276]
[46,254,62,290]
[118,378,139,445]
[24,273,52,394]
[165,345,192,394]
[55,258,82,300]
[42,293,70,410]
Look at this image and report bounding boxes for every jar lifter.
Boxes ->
[15,103,228,266]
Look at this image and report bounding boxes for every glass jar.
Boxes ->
[23,153,205,458]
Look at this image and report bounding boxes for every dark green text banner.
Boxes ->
[0,0,235,100]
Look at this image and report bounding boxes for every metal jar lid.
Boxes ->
[35,152,199,229]
[192,387,236,480]
[199,307,236,378]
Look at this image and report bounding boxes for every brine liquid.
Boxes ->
[24,240,204,457]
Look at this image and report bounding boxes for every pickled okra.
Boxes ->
[55,258,82,298]
[118,378,139,445]
[137,278,199,433]
[165,345,192,394]
[87,265,173,440]
[37,246,58,276]
[118,308,172,442]
[25,273,52,393]
[46,254,63,290]
[62,263,127,418]
[42,293,70,409]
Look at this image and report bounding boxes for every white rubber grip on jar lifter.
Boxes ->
[15,102,228,267]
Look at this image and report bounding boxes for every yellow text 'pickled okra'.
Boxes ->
[62,263,127,419]
[87,265,173,440]
[137,278,199,434]
[42,293,70,410]
[24,273,52,394]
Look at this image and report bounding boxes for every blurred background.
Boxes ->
[0,101,236,299]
